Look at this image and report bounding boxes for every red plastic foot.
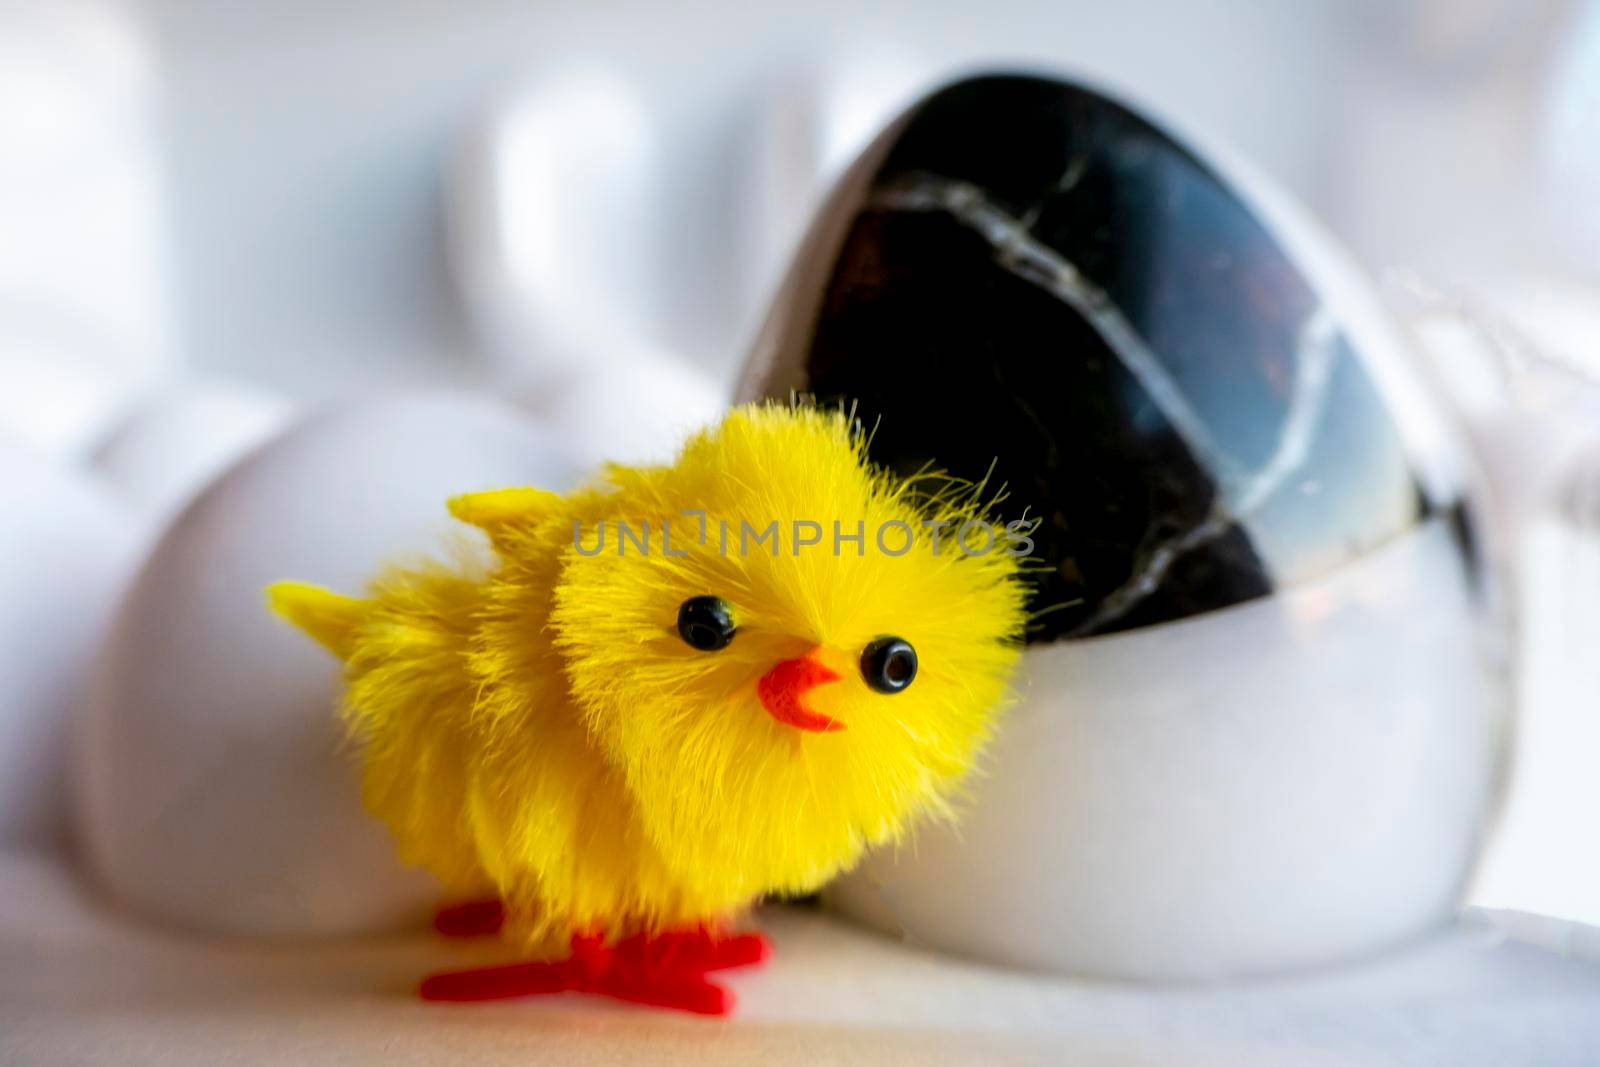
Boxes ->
[417,928,767,1016]
[419,959,569,1002]
[433,898,504,938]
[615,930,771,974]
[421,934,605,1002]
[684,931,770,972]
[595,969,731,1015]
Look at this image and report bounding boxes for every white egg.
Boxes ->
[91,381,294,524]
[73,393,585,938]
[0,445,137,848]
[518,350,726,469]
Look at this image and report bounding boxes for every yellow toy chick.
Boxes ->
[268,402,1027,1014]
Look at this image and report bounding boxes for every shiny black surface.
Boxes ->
[739,74,1423,642]
[860,636,918,694]
[677,595,737,651]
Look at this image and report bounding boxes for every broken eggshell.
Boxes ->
[739,74,1509,980]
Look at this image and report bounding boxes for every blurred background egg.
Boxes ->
[72,394,584,938]
[741,74,1511,980]
[91,380,294,525]
[0,445,137,849]
[510,348,725,468]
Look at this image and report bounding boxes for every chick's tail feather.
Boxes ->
[267,581,367,661]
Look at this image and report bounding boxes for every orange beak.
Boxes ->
[757,653,844,733]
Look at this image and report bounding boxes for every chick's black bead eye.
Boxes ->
[677,596,736,652]
[861,636,917,694]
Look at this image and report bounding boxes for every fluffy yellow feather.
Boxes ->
[268,402,1027,954]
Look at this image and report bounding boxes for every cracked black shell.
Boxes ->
[738,73,1452,642]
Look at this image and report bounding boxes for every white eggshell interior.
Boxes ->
[829,519,1507,979]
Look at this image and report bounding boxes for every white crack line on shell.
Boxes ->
[872,172,1342,630]
[1065,307,1340,633]
[872,172,1245,492]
